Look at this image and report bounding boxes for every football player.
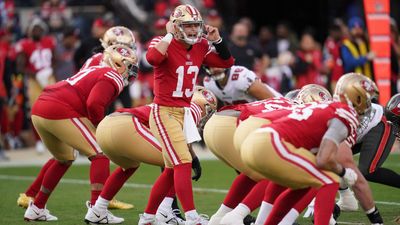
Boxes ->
[240,74,376,225]
[15,17,56,153]
[84,86,217,224]
[17,25,136,211]
[206,84,331,225]
[139,4,234,225]
[203,65,281,106]
[23,45,138,222]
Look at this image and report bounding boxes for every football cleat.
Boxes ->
[156,207,185,225]
[172,209,186,225]
[243,215,256,225]
[138,214,169,225]
[208,211,227,225]
[337,189,359,211]
[185,214,209,225]
[17,193,34,208]
[85,201,124,224]
[108,198,134,210]
[24,201,58,221]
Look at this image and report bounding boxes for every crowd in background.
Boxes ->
[1,0,400,157]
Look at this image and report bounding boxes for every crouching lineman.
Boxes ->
[203,65,282,106]
[207,84,331,225]
[18,25,136,210]
[23,45,139,221]
[240,74,377,225]
[84,86,218,224]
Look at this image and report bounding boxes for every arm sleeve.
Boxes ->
[86,80,118,125]
[322,118,349,146]
[212,38,232,60]
[340,45,368,72]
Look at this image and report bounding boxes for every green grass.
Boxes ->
[0,155,399,225]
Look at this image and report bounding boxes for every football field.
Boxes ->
[0,155,399,225]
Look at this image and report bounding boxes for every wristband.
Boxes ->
[161,33,174,44]
[338,167,346,177]
[212,37,222,44]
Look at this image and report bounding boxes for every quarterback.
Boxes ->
[139,4,234,225]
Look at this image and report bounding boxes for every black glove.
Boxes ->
[191,156,202,181]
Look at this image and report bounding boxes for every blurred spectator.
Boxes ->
[54,25,79,81]
[340,16,374,80]
[205,9,228,40]
[323,20,344,91]
[238,17,261,49]
[73,17,111,69]
[14,17,56,153]
[40,0,70,35]
[390,18,400,95]
[276,22,298,54]
[264,51,294,93]
[258,25,278,58]
[152,17,168,37]
[293,29,323,89]
[228,22,269,75]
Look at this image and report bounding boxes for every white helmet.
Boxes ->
[101,26,136,50]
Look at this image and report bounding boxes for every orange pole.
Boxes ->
[363,0,391,104]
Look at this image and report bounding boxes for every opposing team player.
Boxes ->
[17,25,136,211]
[206,84,331,225]
[23,45,139,222]
[84,86,217,224]
[138,4,234,225]
[203,65,281,106]
[240,75,376,225]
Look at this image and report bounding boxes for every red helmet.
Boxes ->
[385,93,400,136]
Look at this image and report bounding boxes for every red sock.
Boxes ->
[174,163,195,212]
[90,154,110,205]
[242,179,269,211]
[100,167,137,200]
[166,185,176,198]
[145,168,174,214]
[25,159,57,197]
[293,188,318,213]
[223,173,257,208]
[314,183,339,225]
[263,182,287,203]
[264,188,311,225]
[13,108,24,136]
[34,161,71,208]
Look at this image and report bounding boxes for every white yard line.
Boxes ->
[0,174,399,207]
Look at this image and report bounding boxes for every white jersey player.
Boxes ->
[203,65,281,106]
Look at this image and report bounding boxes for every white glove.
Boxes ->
[36,67,53,88]
[366,51,375,61]
[342,168,358,186]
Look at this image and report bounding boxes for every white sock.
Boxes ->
[214,204,233,216]
[231,203,251,219]
[158,197,174,211]
[339,187,352,199]
[94,196,110,212]
[185,209,199,220]
[279,208,299,225]
[143,212,155,218]
[255,201,273,225]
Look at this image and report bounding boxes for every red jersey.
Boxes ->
[218,97,295,123]
[80,53,103,71]
[323,37,343,82]
[146,36,234,107]
[32,65,124,125]
[263,101,358,150]
[116,102,203,128]
[14,36,56,74]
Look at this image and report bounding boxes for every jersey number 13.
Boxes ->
[172,66,199,98]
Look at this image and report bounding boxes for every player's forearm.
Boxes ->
[316,139,343,174]
[212,38,231,60]
[155,33,173,55]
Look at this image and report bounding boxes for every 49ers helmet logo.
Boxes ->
[112,28,124,36]
[172,9,183,18]
[361,80,374,92]
[319,91,329,101]
[202,90,216,104]
[117,47,131,57]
